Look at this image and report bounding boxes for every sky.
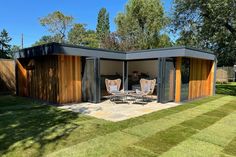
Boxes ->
[0,0,173,47]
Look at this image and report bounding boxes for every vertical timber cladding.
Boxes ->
[25,56,59,103]
[175,57,182,102]
[58,55,82,104]
[16,60,27,96]
[175,57,215,102]
[188,58,215,100]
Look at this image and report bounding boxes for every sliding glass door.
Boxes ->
[159,58,175,103]
[163,59,175,102]
[82,58,100,103]
[181,58,190,101]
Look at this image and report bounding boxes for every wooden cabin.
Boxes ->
[16,43,216,104]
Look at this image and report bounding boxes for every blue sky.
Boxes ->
[0,0,173,47]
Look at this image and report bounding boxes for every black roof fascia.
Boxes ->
[126,47,215,60]
[16,42,216,61]
[17,42,126,60]
[56,45,126,60]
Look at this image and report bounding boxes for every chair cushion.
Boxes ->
[136,89,142,94]
[109,85,118,92]
[143,83,151,93]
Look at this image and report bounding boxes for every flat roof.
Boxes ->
[16,42,216,61]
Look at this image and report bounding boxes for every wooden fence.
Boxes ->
[0,59,16,94]
[216,66,235,83]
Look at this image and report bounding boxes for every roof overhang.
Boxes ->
[16,43,216,61]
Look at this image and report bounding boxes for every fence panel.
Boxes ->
[0,59,16,94]
[216,66,235,83]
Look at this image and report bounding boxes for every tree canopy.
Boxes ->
[68,24,99,48]
[40,11,74,43]
[172,0,236,66]
[0,29,12,58]
[96,8,110,47]
[115,0,171,50]
[32,35,56,46]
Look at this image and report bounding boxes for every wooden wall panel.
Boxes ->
[16,60,27,96]
[188,58,214,100]
[17,56,58,102]
[175,57,215,102]
[175,57,182,102]
[208,61,215,96]
[0,59,16,94]
[26,56,59,103]
[16,55,82,104]
[58,55,82,104]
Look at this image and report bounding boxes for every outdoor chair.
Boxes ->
[105,78,124,102]
[131,78,156,103]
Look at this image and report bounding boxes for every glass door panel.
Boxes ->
[82,58,96,102]
[163,60,175,102]
[181,58,190,101]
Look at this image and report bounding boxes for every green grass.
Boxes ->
[216,82,236,96]
[0,83,236,157]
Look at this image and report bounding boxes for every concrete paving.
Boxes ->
[59,100,182,122]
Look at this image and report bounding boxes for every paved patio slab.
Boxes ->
[59,100,182,122]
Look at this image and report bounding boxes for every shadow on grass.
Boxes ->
[216,83,236,96]
[0,96,86,157]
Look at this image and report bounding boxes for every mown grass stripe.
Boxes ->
[108,145,157,157]
[109,99,236,157]
[123,96,234,137]
[160,111,236,157]
[223,137,236,156]
[134,100,236,155]
[46,131,141,157]
[135,125,197,155]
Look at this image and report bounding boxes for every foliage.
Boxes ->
[0,29,12,58]
[68,24,99,48]
[102,32,121,51]
[82,30,99,48]
[8,45,21,58]
[32,35,56,46]
[172,0,236,66]
[96,8,110,47]
[115,0,170,51]
[39,11,74,43]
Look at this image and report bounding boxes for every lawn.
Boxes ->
[0,83,236,157]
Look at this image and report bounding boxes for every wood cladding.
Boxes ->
[175,57,182,102]
[26,56,59,103]
[16,55,82,104]
[0,59,16,94]
[58,55,82,104]
[188,58,214,100]
[175,57,215,101]
[16,60,27,96]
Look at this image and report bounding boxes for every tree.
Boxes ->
[115,0,169,51]
[40,11,74,43]
[172,0,236,66]
[68,24,99,48]
[82,30,99,48]
[9,45,21,58]
[96,8,110,47]
[158,34,173,47]
[0,29,12,58]
[102,33,121,51]
[32,35,56,46]
[68,24,87,45]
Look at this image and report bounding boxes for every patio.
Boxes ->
[59,100,181,121]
